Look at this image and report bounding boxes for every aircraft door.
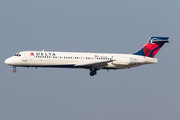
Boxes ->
[22,52,27,62]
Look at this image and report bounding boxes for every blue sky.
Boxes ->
[0,0,180,120]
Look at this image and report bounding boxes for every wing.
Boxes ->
[74,60,114,70]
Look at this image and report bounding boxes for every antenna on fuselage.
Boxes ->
[42,49,44,52]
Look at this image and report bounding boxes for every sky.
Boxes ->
[0,0,180,120]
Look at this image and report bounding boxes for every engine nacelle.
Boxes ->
[112,57,138,65]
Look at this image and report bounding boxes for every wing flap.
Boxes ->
[75,60,113,69]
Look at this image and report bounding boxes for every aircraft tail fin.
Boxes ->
[133,37,169,58]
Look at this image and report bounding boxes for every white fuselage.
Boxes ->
[5,51,157,70]
[4,36,169,76]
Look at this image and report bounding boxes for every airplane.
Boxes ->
[5,37,169,76]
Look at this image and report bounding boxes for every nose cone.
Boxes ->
[4,58,14,65]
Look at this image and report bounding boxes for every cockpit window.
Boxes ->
[14,53,21,57]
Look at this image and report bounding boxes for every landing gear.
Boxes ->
[13,66,17,73]
[13,69,17,73]
[90,71,97,76]
[89,67,97,76]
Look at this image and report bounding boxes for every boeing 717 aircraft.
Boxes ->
[5,37,169,76]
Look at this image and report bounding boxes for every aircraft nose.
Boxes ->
[4,58,14,65]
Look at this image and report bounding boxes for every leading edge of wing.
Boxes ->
[74,60,114,69]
